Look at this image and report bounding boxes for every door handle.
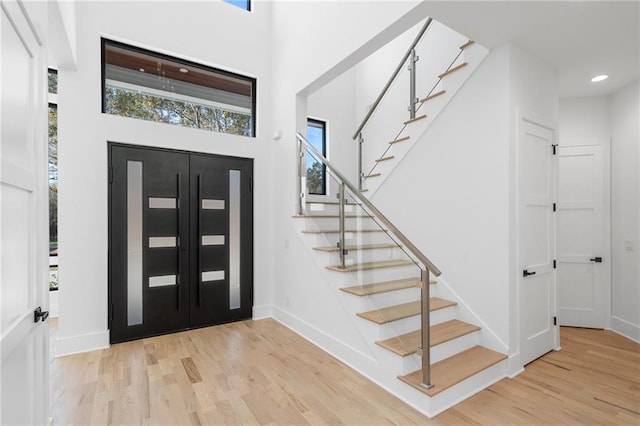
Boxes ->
[34,307,49,323]
[590,257,603,263]
[176,173,181,311]
[523,269,536,277]
[197,174,202,307]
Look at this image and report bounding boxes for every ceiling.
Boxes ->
[420,1,640,99]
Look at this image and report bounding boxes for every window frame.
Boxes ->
[306,117,327,196]
[100,38,257,137]
[223,0,251,11]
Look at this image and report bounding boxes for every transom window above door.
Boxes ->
[101,39,256,137]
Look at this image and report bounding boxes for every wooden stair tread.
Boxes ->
[364,173,381,179]
[340,277,420,296]
[459,40,475,50]
[376,319,481,356]
[403,114,427,125]
[398,345,507,396]
[356,297,456,324]
[293,214,368,219]
[314,243,398,253]
[419,90,446,104]
[301,228,385,234]
[375,156,394,163]
[438,62,468,79]
[306,200,360,206]
[326,259,413,273]
[389,136,410,145]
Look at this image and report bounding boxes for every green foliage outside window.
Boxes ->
[104,86,253,136]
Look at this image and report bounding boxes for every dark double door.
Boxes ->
[109,144,253,343]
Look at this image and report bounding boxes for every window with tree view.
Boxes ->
[48,69,58,290]
[102,39,256,137]
[306,118,326,195]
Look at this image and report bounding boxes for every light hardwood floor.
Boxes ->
[50,319,640,425]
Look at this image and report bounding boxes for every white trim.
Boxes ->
[609,316,640,343]
[55,330,109,357]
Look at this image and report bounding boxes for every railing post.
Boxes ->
[297,138,304,215]
[420,268,433,389]
[338,182,347,269]
[408,48,418,119]
[358,133,364,191]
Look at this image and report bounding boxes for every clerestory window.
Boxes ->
[101,39,256,137]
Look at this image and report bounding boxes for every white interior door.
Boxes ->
[519,115,557,366]
[557,144,607,328]
[0,1,49,424]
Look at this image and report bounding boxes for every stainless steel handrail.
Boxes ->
[297,132,441,277]
[351,17,433,140]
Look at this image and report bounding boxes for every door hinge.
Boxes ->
[553,202,556,212]
[552,144,558,155]
[109,167,114,184]
[553,259,556,269]
[249,177,253,192]
[108,303,113,327]
[553,316,557,326]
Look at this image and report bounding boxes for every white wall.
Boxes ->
[372,45,512,347]
[56,0,274,355]
[307,69,358,193]
[559,97,611,140]
[610,81,640,341]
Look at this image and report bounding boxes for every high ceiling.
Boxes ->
[421,1,639,99]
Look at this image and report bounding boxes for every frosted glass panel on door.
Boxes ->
[127,161,143,326]
[229,170,241,309]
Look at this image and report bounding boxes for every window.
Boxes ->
[306,118,327,195]
[101,39,256,137]
[48,69,58,291]
[223,0,251,11]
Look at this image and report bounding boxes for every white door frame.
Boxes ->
[557,137,612,329]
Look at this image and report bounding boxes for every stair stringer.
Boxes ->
[284,214,508,418]
[363,41,489,196]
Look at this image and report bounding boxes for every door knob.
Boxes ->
[34,307,49,323]
[589,257,603,263]
[523,269,536,277]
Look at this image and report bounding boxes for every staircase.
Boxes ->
[292,197,507,416]
[290,18,506,417]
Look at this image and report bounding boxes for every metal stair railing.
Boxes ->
[297,132,441,389]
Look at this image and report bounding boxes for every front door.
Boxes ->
[109,144,253,343]
[518,115,557,366]
[0,1,49,423]
[557,144,607,328]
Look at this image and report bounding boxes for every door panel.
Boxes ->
[110,146,190,343]
[557,145,605,328]
[519,116,556,366]
[110,145,253,343]
[0,1,48,424]
[189,154,253,327]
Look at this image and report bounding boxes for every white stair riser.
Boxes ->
[299,216,378,230]
[317,248,408,265]
[429,330,479,364]
[359,287,420,311]
[303,231,395,247]
[373,306,458,341]
[304,203,362,216]
[347,264,421,284]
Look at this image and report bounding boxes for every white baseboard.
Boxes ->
[609,316,640,343]
[55,330,109,357]
[252,304,273,320]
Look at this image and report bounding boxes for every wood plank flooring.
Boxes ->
[50,319,640,425]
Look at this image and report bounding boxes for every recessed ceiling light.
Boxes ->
[179,68,189,74]
[591,74,608,82]
[139,68,145,72]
